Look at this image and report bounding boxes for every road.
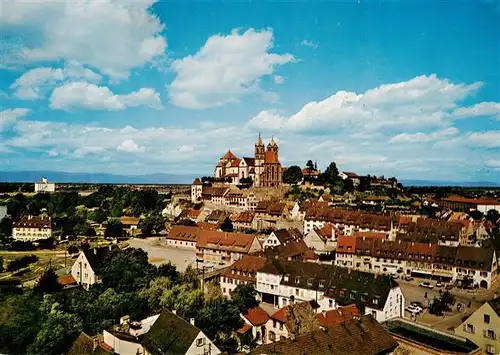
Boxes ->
[128,237,196,272]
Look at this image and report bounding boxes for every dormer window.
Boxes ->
[373,297,379,305]
[284,275,289,282]
[307,278,313,286]
[319,280,325,288]
[295,276,300,284]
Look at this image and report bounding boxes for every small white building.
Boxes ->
[191,178,203,203]
[304,224,338,254]
[12,215,52,241]
[71,245,115,290]
[34,177,56,193]
[263,228,302,249]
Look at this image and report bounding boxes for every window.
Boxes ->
[484,314,490,324]
[269,331,276,342]
[273,320,277,328]
[329,299,333,308]
[373,297,379,305]
[196,338,205,347]
[486,345,496,355]
[307,279,313,286]
[464,324,475,333]
[295,276,300,284]
[295,289,299,296]
[279,323,283,331]
[484,329,496,340]
[319,280,325,288]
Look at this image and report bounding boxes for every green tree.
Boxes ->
[231,284,258,312]
[140,212,165,237]
[88,208,107,224]
[486,209,500,224]
[104,218,123,239]
[0,216,12,239]
[73,221,96,236]
[157,262,180,282]
[204,281,223,304]
[196,299,242,341]
[36,269,63,294]
[27,309,82,355]
[306,160,315,171]
[0,292,42,354]
[321,161,340,186]
[7,194,28,221]
[109,201,124,218]
[140,277,173,313]
[100,248,157,293]
[282,165,303,185]
[220,217,233,232]
[74,205,88,221]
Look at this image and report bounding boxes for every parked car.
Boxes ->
[411,301,427,310]
[419,281,434,289]
[408,303,423,313]
[404,275,413,281]
[436,282,443,288]
[405,305,421,314]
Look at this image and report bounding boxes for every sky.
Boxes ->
[1,0,499,182]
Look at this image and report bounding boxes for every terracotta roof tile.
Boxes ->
[315,305,360,328]
[242,306,270,326]
[58,274,77,286]
[168,225,200,242]
[222,150,238,160]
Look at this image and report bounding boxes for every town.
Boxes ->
[1,143,500,355]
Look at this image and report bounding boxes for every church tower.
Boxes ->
[254,134,265,187]
[267,136,278,153]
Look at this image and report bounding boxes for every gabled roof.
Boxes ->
[242,157,255,166]
[250,315,397,355]
[58,274,77,286]
[242,306,270,326]
[272,228,302,244]
[68,332,113,355]
[342,171,359,178]
[455,246,495,271]
[142,311,203,355]
[231,158,242,167]
[167,225,201,242]
[82,246,116,274]
[488,296,500,317]
[197,230,259,253]
[231,211,255,223]
[336,235,356,254]
[315,304,360,328]
[222,150,238,160]
[120,216,140,226]
[13,215,51,229]
[221,255,267,281]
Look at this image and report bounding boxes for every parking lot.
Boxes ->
[128,237,197,272]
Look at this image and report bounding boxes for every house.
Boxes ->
[237,306,270,345]
[315,304,360,328]
[257,239,316,262]
[103,311,221,355]
[256,259,404,323]
[263,228,302,249]
[304,224,339,255]
[196,230,262,268]
[220,255,267,297]
[68,332,113,355]
[231,211,255,230]
[119,216,140,236]
[142,311,221,355]
[165,225,200,250]
[177,208,201,222]
[191,178,203,203]
[205,210,230,224]
[453,246,498,289]
[254,201,289,230]
[71,245,116,290]
[455,296,500,355]
[386,318,480,355]
[34,176,56,193]
[263,301,319,344]
[339,171,361,187]
[12,215,52,241]
[439,196,500,213]
[249,315,398,355]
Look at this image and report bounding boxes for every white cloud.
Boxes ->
[10,62,101,100]
[47,149,59,157]
[486,160,500,169]
[466,131,500,148]
[247,110,287,131]
[301,40,318,49]
[452,102,500,119]
[0,108,30,130]
[248,74,484,132]
[74,146,105,157]
[2,0,167,79]
[49,82,163,111]
[389,127,459,144]
[117,140,146,153]
[169,28,294,109]
[274,75,284,85]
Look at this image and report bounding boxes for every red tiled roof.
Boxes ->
[197,222,218,231]
[443,196,500,206]
[336,235,356,254]
[222,150,238,160]
[237,323,252,335]
[342,171,359,178]
[271,306,287,322]
[167,225,201,242]
[187,209,201,218]
[13,215,51,229]
[352,231,387,240]
[197,230,259,253]
[231,158,241,167]
[58,274,77,286]
[315,305,360,328]
[231,211,255,223]
[264,150,280,164]
[120,216,140,226]
[242,306,270,326]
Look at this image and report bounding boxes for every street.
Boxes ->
[128,237,196,272]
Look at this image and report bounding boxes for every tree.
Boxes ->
[0,216,13,239]
[140,212,164,237]
[36,269,63,294]
[306,160,315,171]
[7,255,39,272]
[486,209,500,224]
[322,162,340,186]
[231,284,258,312]
[440,291,455,311]
[27,309,82,355]
[109,202,124,218]
[140,277,173,313]
[157,262,180,282]
[196,298,242,341]
[282,165,303,185]
[220,217,233,232]
[104,218,123,239]
[88,208,107,224]
[67,245,79,255]
[73,222,96,236]
[100,248,157,293]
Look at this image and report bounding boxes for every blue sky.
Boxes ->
[1,0,499,182]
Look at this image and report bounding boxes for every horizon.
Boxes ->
[1,1,499,182]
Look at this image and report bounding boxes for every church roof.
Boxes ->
[256,134,264,146]
[222,150,238,160]
[192,177,202,185]
[264,150,280,164]
[267,137,278,148]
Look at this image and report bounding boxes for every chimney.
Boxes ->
[190,318,195,326]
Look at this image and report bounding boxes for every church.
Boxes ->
[214,135,284,187]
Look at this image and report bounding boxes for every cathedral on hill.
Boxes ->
[214,135,283,187]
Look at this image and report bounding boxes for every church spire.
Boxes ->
[256,132,263,146]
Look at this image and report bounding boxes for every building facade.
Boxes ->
[34,177,56,193]
[12,215,52,241]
